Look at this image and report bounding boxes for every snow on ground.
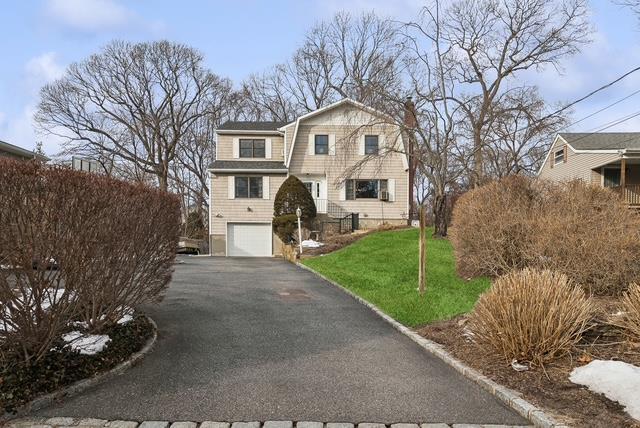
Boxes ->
[570,360,640,421]
[301,239,324,248]
[62,331,111,355]
[117,314,133,324]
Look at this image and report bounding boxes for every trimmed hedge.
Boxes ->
[0,159,180,365]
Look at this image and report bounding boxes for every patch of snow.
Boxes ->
[511,359,530,372]
[570,360,640,421]
[301,239,324,248]
[0,264,13,269]
[62,331,111,355]
[117,314,133,324]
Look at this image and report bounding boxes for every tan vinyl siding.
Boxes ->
[209,174,286,235]
[289,122,409,220]
[216,134,285,161]
[539,137,621,184]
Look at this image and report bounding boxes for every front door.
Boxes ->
[303,179,326,213]
[303,181,321,200]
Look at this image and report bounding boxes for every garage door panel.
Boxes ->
[227,223,271,257]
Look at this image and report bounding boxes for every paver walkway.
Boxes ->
[33,257,528,425]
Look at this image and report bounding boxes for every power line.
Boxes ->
[563,88,640,131]
[522,65,640,133]
[585,109,640,132]
[555,110,640,150]
[548,65,640,119]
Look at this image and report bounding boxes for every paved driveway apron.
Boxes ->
[37,257,527,425]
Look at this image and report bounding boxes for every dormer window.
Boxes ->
[239,139,265,158]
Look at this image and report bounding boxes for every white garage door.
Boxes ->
[227,223,272,257]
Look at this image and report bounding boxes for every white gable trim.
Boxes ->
[285,98,409,168]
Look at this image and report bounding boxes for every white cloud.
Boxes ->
[0,53,66,155]
[45,0,133,33]
[25,52,64,93]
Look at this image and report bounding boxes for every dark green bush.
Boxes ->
[273,214,299,244]
[273,176,316,242]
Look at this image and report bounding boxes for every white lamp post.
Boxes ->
[296,206,303,254]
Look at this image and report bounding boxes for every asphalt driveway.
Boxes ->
[36,257,527,425]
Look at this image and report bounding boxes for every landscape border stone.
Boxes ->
[296,263,565,428]
[1,315,159,423]
[4,419,535,428]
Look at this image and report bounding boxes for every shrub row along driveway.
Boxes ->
[36,257,526,425]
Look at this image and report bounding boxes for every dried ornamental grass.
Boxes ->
[618,283,640,342]
[469,268,594,366]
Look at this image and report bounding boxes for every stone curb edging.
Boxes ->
[296,263,568,428]
[6,418,534,428]
[2,315,159,422]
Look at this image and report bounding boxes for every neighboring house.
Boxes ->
[0,140,48,162]
[70,156,102,173]
[538,132,640,206]
[208,98,410,257]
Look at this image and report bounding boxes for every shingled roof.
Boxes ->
[559,132,640,150]
[217,121,287,132]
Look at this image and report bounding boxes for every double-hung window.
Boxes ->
[554,149,565,165]
[345,179,388,200]
[364,135,379,155]
[235,177,263,198]
[314,135,329,155]
[239,139,265,158]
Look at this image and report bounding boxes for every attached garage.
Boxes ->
[226,222,272,257]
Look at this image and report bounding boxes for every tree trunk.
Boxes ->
[472,127,483,188]
[432,193,448,238]
[418,204,427,296]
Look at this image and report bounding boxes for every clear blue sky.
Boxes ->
[1,0,639,155]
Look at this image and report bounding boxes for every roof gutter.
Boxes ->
[208,168,289,173]
[216,130,284,135]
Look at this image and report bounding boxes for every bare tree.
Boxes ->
[441,0,590,186]
[482,87,569,177]
[35,40,227,191]
[241,12,404,119]
[403,3,471,238]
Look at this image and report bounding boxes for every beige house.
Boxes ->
[208,98,410,257]
[0,140,48,162]
[538,132,640,206]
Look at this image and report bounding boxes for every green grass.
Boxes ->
[302,228,490,327]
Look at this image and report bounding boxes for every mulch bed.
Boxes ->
[0,315,154,415]
[302,224,408,256]
[417,309,640,428]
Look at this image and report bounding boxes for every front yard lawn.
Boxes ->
[302,228,490,327]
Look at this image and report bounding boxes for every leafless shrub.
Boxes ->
[616,283,640,342]
[450,176,640,295]
[469,268,594,365]
[0,159,180,364]
[449,175,547,276]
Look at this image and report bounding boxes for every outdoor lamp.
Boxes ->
[296,206,303,254]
